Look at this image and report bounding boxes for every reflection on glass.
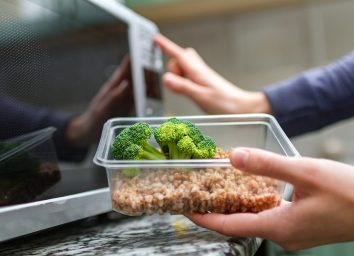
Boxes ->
[0,128,61,206]
[0,0,133,206]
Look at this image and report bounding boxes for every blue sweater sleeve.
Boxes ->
[0,96,88,161]
[263,51,354,137]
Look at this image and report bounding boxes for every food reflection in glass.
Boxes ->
[0,132,61,206]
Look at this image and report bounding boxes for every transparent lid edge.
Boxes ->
[93,114,301,168]
[0,127,57,163]
[268,116,301,157]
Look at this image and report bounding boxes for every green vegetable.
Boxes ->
[154,118,216,159]
[111,122,166,160]
[122,168,140,178]
[111,119,217,177]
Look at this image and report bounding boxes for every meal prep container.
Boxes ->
[94,114,299,216]
[0,127,60,206]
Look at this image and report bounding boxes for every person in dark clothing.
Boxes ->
[0,56,133,161]
[155,34,354,250]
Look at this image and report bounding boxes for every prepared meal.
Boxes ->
[94,115,299,216]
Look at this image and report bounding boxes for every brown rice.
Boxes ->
[111,148,281,215]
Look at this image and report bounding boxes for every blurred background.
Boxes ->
[123,0,354,255]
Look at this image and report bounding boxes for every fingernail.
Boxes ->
[231,148,249,168]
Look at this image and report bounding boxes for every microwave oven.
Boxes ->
[0,0,164,242]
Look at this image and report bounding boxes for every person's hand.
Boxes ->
[66,56,133,147]
[154,34,272,115]
[186,148,354,251]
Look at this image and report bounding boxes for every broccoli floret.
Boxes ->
[180,119,204,143]
[154,118,189,159]
[112,122,166,160]
[154,118,216,159]
[176,136,197,159]
[193,136,216,159]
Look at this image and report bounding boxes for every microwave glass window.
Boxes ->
[0,0,134,206]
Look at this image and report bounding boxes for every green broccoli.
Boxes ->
[112,122,166,160]
[175,136,196,159]
[122,168,141,178]
[154,118,216,159]
[153,118,189,159]
[193,135,217,159]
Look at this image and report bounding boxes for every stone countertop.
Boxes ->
[0,214,261,256]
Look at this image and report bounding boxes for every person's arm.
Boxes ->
[187,148,354,251]
[154,35,272,115]
[65,56,133,148]
[155,35,354,137]
[0,96,88,161]
[263,51,354,137]
[0,55,133,162]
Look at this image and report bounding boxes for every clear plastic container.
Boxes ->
[94,114,299,216]
[0,127,61,206]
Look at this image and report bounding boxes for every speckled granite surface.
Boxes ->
[0,214,261,256]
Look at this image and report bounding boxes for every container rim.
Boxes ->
[0,127,57,163]
[93,114,300,168]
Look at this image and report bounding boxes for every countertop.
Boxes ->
[0,214,262,256]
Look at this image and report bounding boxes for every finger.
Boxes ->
[168,59,183,76]
[280,199,291,206]
[155,34,206,78]
[187,213,266,238]
[111,79,130,98]
[107,56,131,88]
[186,198,294,239]
[154,35,193,69]
[163,72,205,98]
[154,34,185,58]
[230,148,305,186]
[99,80,130,110]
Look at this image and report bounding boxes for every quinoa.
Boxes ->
[111,148,281,215]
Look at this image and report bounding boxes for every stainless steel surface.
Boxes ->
[0,188,111,242]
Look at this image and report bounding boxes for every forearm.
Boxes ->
[0,96,88,161]
[263,51,354,137]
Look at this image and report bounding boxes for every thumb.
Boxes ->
[230,147,304,186]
